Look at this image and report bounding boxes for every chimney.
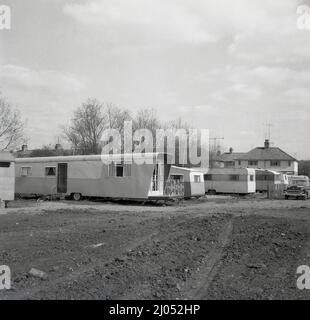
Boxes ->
[264,139,270,149]
[21,144,28,152]
[229,147,233,154]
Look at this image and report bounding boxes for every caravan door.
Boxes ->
[149,164,164,196]
[57,163,68,194]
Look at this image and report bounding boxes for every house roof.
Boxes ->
[216,152,246,162]
[236,147,297,161]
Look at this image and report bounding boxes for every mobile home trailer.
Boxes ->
[0,152,15,207]
[255,169,282,192]
[204,168,256,194]
[169,166,205,198]
[287,175,309,187]
[15,153,173,201]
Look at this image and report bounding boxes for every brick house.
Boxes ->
[234,140,298,175]
[213,148,245,168]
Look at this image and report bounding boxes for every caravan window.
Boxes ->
[250,175,254,181]
[45,167,56,176]
[230,175,240,181]
[171,175,183,181]
[0,162,10,168]
[204,174,212,181]
[248,161,258,166]
[108,163,131,177]
[116,164,124,177]
[194,175,201,183]
[21,167,32,176]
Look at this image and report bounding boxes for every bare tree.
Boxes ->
[133,108,161,136]
[164,116,190,131]
[163,117,191,167]
[63,99,132,154]
[132,108,162,152]
[106,103,132,133]
[63,99,106,154]
[0,94,25,151]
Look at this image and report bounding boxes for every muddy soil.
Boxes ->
[0,197,310,300]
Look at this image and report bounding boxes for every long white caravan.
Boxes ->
[15,153,173,201]
[0,152,15,206]
[204,168,256,194]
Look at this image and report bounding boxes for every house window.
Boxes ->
[108,162,131,177]
[0,162,10,168]
[248,161,258,166]
[45,167,56,176]
[21,167,32,177]
[230,175,240,181]
[271,161,280,167]
[204,174,212,181]
[194,175,201,183]
[224,161,235,168]
[288,161,291,166]
[238,161,241,166]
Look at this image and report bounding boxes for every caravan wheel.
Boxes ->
[72,193,82,201]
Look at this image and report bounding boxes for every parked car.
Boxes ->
[284,185,309,200]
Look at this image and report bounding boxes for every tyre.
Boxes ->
[72,193,82,201]
[285,195,289,200]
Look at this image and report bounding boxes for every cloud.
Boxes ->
[62,0,302,52]
[0,64,86,147]
[0,64,85,95]
[62,0,220,46]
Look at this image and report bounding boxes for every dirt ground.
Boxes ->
[0,196,310,300]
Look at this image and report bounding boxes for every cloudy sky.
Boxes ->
[1,0,310,158]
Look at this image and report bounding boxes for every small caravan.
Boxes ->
[287,175,310,187]
[15,153,173,201]
[204,168,256,194]
[169,166,205,198]
[255,169,283,192]
[0,152,15,206]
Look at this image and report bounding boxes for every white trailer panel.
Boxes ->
[204,168,256,194]
[0,152,15,202]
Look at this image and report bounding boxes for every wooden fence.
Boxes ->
[267,184,285,199]
[164,179,185,197]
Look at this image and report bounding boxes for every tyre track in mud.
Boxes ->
[181,218,234,299]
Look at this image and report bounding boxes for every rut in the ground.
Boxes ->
[182,218,234,299]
